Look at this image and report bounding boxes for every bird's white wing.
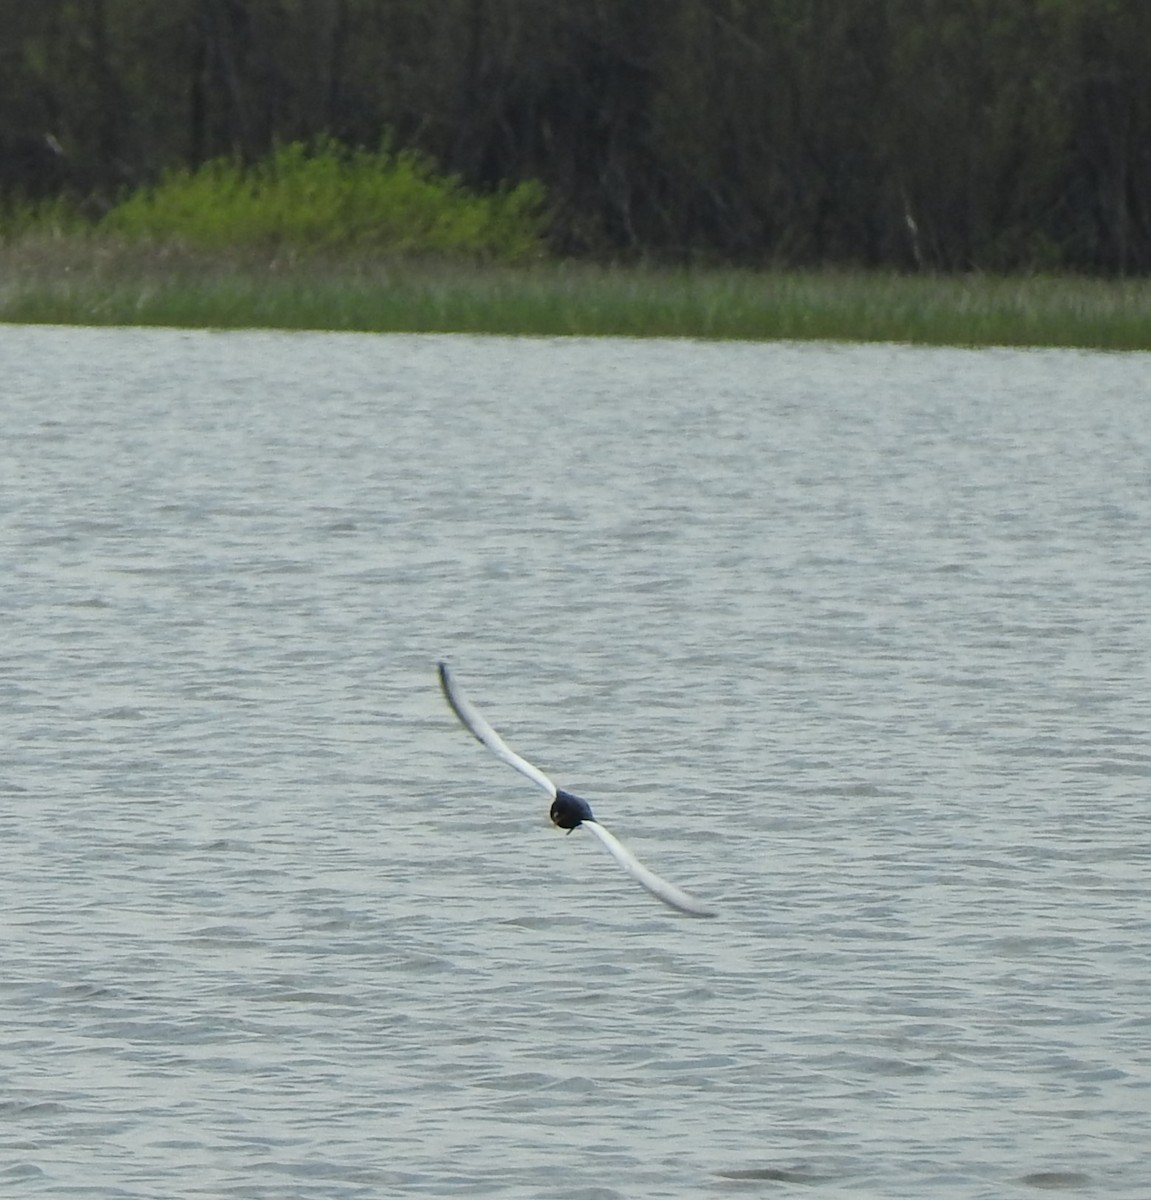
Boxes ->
[438,662,558,798]
[582,820,716,918]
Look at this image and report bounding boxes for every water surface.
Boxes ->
[2,327,1150,1199]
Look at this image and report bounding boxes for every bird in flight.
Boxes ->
[437,662,716,918]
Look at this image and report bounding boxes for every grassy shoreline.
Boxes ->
[2,238,1149,349]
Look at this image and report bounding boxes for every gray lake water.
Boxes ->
[2,325,1150,1200]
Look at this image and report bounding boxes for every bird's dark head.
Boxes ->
[550,788,595,830]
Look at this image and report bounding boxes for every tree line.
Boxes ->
[2,0,1149,273]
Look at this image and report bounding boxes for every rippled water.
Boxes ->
[2,326,1150,1199]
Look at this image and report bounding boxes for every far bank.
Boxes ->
[2,239,1149,350]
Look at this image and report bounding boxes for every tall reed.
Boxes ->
[2,241,1148,350]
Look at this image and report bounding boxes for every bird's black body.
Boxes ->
[550,788,595,830]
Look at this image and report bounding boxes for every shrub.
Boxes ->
[100,140,547,261]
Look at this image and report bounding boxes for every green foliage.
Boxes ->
[99,141,547,261]
[2,1,1150,272]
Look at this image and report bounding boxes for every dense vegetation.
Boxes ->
[2,0,1150,274]
[3,238,1149,349]
[98,142,546,258]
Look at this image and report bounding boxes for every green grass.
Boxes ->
[2,237,1149,348]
